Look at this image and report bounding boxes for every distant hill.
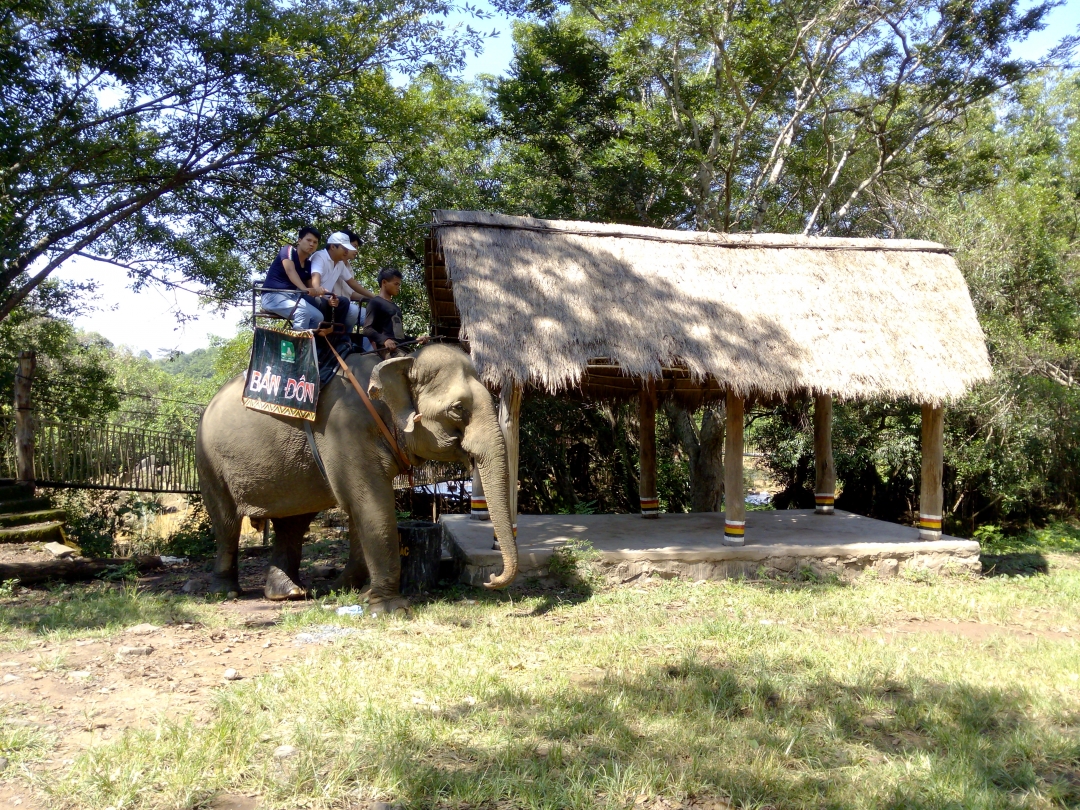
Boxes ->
[156,346,220,379]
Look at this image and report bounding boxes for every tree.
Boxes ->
[910,70,1080,528]
[1,0,483,322]
[489,0,1074,236]
[754,70,1080,531]
[0,283,119,420]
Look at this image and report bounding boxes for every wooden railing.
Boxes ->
[0,416,201,493]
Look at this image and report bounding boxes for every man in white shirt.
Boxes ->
[335,231,379,331]
[309,232,376,328]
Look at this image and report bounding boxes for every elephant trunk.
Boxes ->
[462,391,518,588]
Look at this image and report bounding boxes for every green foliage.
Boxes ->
[1,0,486,322]
[756,399,921,522]
[105,347,217,440]
[975,521,1080,555]
[910,71,1080,529]
[490,0,1059,234]
[0,283,119,421]
[747,73,1080,532]
[97,561,140,583]
[210,328,254,384]
[53,489,128,559]
[546,536,602,591]
[163,497,216,559]
[156,347,220,380]
[0,579,18,598]
[518,396,641,514]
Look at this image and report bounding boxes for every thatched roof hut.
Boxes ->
[424,209,990,539]
[425,209,991,407]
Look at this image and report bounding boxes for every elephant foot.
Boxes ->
[367,595,410,617]
[208,576,242,598]
[264,566,306,601]
[330,565,369,594]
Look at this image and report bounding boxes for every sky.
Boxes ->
[54,0,1080,356]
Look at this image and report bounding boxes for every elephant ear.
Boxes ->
[368,356,416,427]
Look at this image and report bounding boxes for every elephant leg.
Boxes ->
[354,483,409,615]
[206,489,243,597]
[330,525,370,593]
[264,513,314,601]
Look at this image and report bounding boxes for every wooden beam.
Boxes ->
[639,381,658,518]
[498,382,523,545]
[814,394,835,514]
[14,350,35,487]
[0,555,162,586]
[920,404,944,540]
[470,462,489,521]
[724,391,745,544]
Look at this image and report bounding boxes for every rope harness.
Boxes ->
[326,341,414,485]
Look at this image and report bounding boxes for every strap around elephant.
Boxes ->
[326,341,413,476]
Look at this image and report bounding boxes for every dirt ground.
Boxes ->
[0,528,364,810]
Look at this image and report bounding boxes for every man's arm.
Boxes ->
[345,277,375,300]
[306,253,330,296]
[281,255,309,293]
[309,272,329,297]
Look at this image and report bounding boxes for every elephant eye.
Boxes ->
[445,401,466,421]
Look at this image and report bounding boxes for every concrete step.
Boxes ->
[0,521,65,544]
[0,482,35,504]
[0,497,53,515]
[0,509,66,529]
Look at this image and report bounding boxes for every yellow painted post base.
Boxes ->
[640,496,659,519]
[919,513,942,540]
[724,519,745,545]
[815,493,835,515]
[470,496,489,521]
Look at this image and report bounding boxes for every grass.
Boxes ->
[18,555,1077,810]
[0,582,226,650]
[0,716,53,772]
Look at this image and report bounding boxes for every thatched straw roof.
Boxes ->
[425,210,991,405]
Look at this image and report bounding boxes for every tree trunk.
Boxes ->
[14,351,35,487]
[664,402,726,512]
[692,406,726,512]
[0,555,162,585]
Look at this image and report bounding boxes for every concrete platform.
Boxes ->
[441,510,981,585]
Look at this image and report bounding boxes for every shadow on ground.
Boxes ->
[344,655,1080,809]
[981,552,1050,577]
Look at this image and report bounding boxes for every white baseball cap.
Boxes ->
[326,232,357,251]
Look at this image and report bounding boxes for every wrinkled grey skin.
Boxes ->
[195,344,518,612]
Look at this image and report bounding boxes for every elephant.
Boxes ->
[195,343,518,612]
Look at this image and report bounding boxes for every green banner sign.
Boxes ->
[242,326,320,421]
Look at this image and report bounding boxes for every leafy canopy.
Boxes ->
[0,0,483,322]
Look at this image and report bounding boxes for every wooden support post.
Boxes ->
[724,391,745,544]
[14,351,36,488]
[919,404,944,540]
[638,381,658,518]
[814,394,835,515]
[470,462,489,521]
[498,382,522,547]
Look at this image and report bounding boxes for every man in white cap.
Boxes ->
[334,231,378,334]
[309,231,376,328]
